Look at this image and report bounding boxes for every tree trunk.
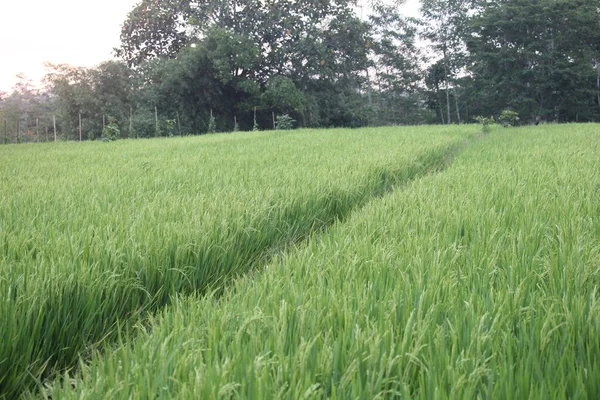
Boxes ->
[366,68,373,106]
[130,106,134,138]
[445,81,451,124]
[443,50,452,124]
[155,106,159,136]
[437,89,445,125]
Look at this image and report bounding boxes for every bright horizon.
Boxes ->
[0,0,138,92]
[0,0,420,93]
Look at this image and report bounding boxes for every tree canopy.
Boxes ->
[1,0,598,142]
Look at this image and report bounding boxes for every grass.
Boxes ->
[40,124,600,399]
[0,126,474,398]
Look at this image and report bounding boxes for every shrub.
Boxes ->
[275,114,296,130]
[474,115,494,133]
[498,110,520,127]
[102,116,120,141]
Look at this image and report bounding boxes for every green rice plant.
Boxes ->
[42,124,600,399]
[0,126,474,398]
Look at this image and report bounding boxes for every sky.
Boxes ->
[0,0,420,93]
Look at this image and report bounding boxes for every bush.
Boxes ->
[101,116,120,141]
[498,110,520,127]
[474,115,494,133]
[165,119,177,137]
[275,114,296,130]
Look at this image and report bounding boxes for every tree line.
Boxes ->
[1,0,599,142]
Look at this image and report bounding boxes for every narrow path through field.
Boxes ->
[247,130,489,283]
[0,128,484,399]
[31,128,488,398]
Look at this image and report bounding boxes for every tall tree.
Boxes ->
[421,0,471,124]
[117,0,191,67]
[369,1,426,125]
[467,0,600,122]
[44,62,134,139]
[1,75,45,142]
[118,0,372,128]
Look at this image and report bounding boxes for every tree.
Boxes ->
[1,74,47,143]
[44,62,134,140]
[118,0,373,128]
[421,0,471,124]
[369,1,426,125]
[44,64,96,139]
[467,0,600,122]
[261,76,306,116]
[116,0,191,67]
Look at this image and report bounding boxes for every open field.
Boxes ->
[37,124,600,399]
[0,126,474,398]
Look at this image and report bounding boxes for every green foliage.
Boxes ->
[165,119,177,137]
[36,125,600,399]
[116,0,190,67]
[130,109,156,138]
[207,114,217,133]
[262,76,306,115]
[421,0,471,124]
[44,61,133,141]
[274,114,296,130]
[0,126,474,398]
[467,0,600,122]
[498,110,520,127]
[474,115,494,132]
[101,116,120,141]
[3,0,597,146]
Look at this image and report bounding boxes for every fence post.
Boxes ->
[130,106,134,138]
[155,106,159,136]
[53,115,57,142]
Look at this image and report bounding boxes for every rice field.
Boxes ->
[39,123,600,399]
[0,126,475,398]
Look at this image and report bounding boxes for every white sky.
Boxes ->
[0,0,420,93]
[0,0,138,92]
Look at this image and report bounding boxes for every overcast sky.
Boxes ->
[0,0,420,93]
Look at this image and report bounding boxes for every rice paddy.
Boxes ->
[1,124,599,399]
[1,126,472,398]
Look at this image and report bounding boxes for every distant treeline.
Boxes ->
[1,0,599,141]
